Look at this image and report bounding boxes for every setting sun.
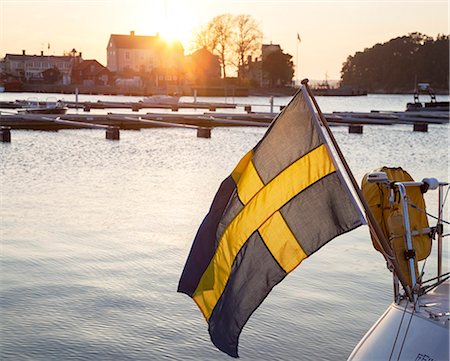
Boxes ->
[146,1,201,47]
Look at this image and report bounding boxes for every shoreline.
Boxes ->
[3,84,449,97]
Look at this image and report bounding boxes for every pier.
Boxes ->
[1,99,448,142]
[0,99,237,112]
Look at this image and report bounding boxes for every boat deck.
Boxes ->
[414,280,450,326]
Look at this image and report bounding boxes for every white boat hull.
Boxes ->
[348,281,449,361]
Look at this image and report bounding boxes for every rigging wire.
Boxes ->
[391,184,449,359]
[406,184,449,225]
[421,271,450,285]
[388,297,410,361]
[408,202,450,225]
[389,258,428,361]
[442,185,449,207]
[420,274,450,295]
[395,290,421,361]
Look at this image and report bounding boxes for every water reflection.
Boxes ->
[1,110,448,360]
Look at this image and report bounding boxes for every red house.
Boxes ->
[71,60,111,86]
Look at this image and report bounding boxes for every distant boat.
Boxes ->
[140,95,180,104]
[18,98,68,115]
[406,83,449,112]
[312,81,367,96]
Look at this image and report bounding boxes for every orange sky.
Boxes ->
[1,0,448,80]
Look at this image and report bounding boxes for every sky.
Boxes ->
[1,0,448,80]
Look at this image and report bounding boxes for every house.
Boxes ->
[185,47,221,85]
[238,43,284,87]
[71,59,111,86]
[261,44,282,61]
[238,55,262,87]
[1,50,80,84]
[106,31,184,89]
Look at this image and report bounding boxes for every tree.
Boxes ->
[233,15,262,68]
[193,14,262,78]
[196,14,234,78]
[194,22,218,53]
[262,49,294,86]
[341,33,449,92]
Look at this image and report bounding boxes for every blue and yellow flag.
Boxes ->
[178,87,364,358]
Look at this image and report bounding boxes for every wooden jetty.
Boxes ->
[0,109,447,130]
[0,99,237,112]
[1,97,448,142]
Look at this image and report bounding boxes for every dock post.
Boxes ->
[244,105,252,113]
[0,126,11,143]
[106,126,120,140]
[197,127,211,138]
[349,125,363,134]
[413,123,428,132]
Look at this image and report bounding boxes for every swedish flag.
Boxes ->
[178,87,364,357]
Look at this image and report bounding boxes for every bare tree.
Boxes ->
[210,14,235,78]
[233,15,262,68]
[193,14,262,79]
[194,22,217,53]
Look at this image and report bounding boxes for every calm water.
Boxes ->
[1,93,449,360]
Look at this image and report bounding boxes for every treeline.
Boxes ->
[341,33,449,92]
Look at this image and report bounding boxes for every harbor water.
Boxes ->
[1,93,449,360]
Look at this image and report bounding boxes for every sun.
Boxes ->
[153,3,198,46]
[159,22,182,43]
[139,0,203,48]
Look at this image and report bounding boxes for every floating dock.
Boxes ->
[0,99,238,112]
[1,99,448,142]
[0,109,447,129]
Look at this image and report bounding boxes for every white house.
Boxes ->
[2,50,80,84]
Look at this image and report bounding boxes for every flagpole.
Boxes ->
[301,78,412,299]
[296,36,299,86]
[296,33,300,86]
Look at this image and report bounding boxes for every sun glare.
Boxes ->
[159,22,181,43]
[148,1,200,47]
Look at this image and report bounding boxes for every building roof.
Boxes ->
[72,59,110,75]
[109,34,159,49]
[108,33,183,51]
[73,59,104,70]
[188,47,219,61]
[4,53,76,61]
